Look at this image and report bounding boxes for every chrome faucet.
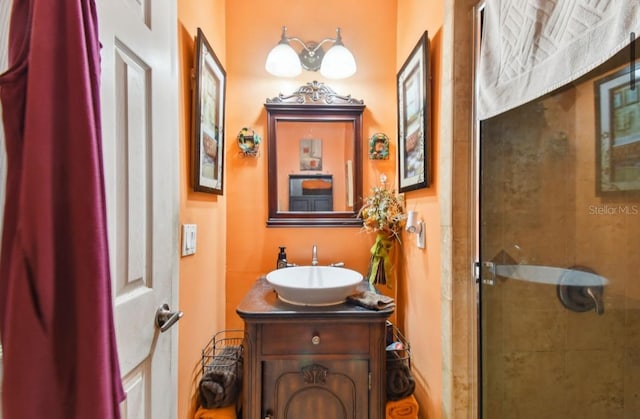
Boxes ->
[311,244,318,266]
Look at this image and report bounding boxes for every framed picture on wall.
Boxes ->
[299,138,323,170]
[595,62,640,195]
[397,31,430,193]
[192,28,226,194]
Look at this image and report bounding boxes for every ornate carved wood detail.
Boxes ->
[302,364,329,385]
[266,81,364,105]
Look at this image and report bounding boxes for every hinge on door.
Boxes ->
[368,372,372,391]
[475,261,496,286]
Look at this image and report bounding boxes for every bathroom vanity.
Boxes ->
[237,278,393,419]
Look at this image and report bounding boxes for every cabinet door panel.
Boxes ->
[263,359,368,419]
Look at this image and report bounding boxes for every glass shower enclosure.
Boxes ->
[479,49,640,418]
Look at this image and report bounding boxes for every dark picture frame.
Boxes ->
[192,28,226,194]
[397,31,430,193]
[595,62,640,195]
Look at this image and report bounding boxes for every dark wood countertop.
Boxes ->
[236,277,394,320]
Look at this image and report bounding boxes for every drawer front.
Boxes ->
[261,323,370,355]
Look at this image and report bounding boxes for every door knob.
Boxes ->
[155,303,183,332]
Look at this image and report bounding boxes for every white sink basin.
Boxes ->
[265,266,363,306]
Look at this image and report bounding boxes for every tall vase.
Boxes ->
[367,233,394,286]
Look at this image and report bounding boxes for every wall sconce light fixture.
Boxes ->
[405,210,425,249]
[265,26,357,79]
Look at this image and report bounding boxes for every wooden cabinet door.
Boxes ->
[262,359,369,419]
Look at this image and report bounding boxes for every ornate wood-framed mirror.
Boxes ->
[265,82,365,227]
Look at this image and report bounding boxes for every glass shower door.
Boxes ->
[479,56,640,418]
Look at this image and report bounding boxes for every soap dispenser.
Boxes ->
[277,246,288,269]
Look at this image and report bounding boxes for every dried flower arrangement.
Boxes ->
[358,175,406,285]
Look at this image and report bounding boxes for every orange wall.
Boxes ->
[224,0,399,332]
[397,1,445,419]
[177,2,227,419]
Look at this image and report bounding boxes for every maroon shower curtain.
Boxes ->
[0,0,125,417]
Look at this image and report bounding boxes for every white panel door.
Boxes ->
[96,1,180,418]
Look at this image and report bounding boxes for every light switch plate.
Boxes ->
[182,224,197,256]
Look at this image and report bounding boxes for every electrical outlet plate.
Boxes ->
[182,224,197,256]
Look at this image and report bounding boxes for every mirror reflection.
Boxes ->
[276,121,354,212]
[265,81,365,227]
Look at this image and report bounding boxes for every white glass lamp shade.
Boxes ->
[320,44,356,79]
[265,43,302,77]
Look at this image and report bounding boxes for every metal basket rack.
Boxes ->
[200,329,245,376]
[385,320,411,369]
